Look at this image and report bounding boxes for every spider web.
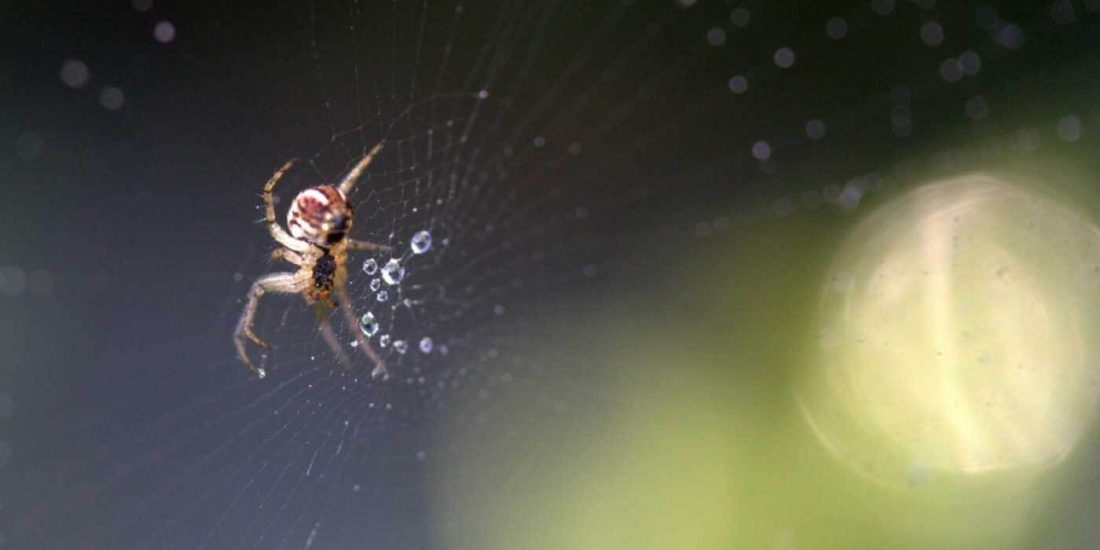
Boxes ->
[11,1,1100,549]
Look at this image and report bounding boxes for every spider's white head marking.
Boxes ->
[288,185,353,246]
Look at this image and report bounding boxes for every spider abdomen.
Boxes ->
[287,185,353,246]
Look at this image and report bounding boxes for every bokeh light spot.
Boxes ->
[59,59,90,88]
[99,86,126,111]
[799,175,1100,484]
[154,21,176,43]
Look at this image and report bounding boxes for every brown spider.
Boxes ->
[234,142,390,380]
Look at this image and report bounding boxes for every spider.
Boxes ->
[234,142,390,380]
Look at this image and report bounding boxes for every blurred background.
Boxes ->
[5,1,1100,548]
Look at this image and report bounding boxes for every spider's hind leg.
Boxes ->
[234,272,305,378]
[312,303,354,370]
[334,284,389,379]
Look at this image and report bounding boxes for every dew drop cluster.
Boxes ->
[353,229,444,366]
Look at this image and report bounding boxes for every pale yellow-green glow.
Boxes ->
[800,174,1100,483]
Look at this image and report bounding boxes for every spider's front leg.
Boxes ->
[337,141,385,196]
[346,239,391,252]
[234,272,306,378]
[263,160,309,253]
[271,248,305,265]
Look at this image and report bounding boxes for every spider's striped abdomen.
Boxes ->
[287,185,353,246]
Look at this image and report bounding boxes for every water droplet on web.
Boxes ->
[350,340,359,348]
[359,312,379,337]
[377,290,389,302]
[411,230,432,254]
[379,334,390,347]
[257,368,266,379]
[362,258,378,275]
[419,337,433,353]
[381,259,405,285]
[393,340,408,354]
[370,278,381,291]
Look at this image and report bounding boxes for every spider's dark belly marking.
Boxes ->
[313,252,336,291]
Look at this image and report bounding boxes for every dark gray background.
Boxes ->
[5,1,1100,548]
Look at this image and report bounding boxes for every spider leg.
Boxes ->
[335,283,389,379]
[271,248,306,265]
[263,160,309,252]
[345,238,392,252]
[337,141,385,196]
[234,272,306,378]
[312,303,354,369]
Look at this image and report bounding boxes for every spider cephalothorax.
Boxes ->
[234,142,390,380]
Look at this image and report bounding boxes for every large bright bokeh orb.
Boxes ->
[799,175,1100,483]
